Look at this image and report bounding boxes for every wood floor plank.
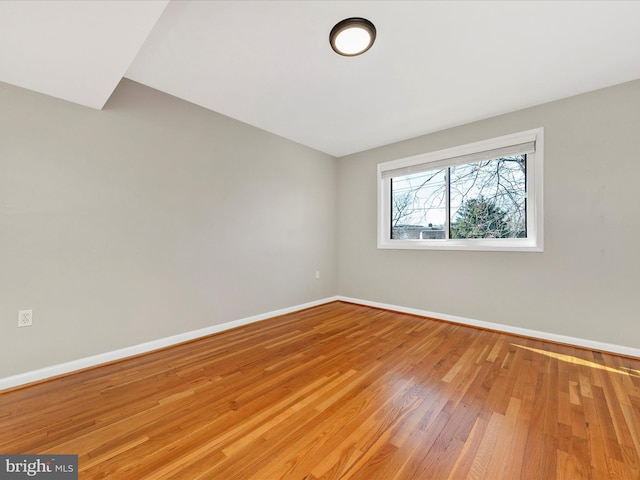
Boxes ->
[1,301,639,479]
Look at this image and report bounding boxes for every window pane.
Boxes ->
[390,168,446,239]
[449,155,526,239]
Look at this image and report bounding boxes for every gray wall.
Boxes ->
[337,80,640,349]
[3,77,638,381]
[0,79,337,378]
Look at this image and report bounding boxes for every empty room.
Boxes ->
[1,1,639,479]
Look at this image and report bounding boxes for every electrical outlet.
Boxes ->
[315,271,320,279]
[18,309,33,327]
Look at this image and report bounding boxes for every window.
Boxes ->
[377,128,543,251]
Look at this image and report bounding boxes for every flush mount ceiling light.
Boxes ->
[329,17,376,56]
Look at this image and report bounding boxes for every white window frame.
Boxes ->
[377,128,544,252]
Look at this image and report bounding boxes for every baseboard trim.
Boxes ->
[0,296,341,392]
[336,296,640,359]
[3,294,637,391]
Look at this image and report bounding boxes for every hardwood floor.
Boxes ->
[1,301,639,479]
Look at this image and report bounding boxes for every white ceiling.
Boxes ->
[2,1,640,157]
[0,0,169,109]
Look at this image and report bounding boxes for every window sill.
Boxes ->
[377,239,543,252]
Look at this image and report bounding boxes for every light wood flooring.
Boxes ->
[1,301,639,479]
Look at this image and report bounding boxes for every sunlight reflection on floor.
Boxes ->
[512,344,640,378]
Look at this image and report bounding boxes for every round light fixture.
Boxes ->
[329,17,376,56]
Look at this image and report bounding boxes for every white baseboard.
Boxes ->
[3,294,637,391]
[336,296,640,358]
[0,296,341,392]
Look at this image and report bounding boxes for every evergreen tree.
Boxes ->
[450,196,510,238]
